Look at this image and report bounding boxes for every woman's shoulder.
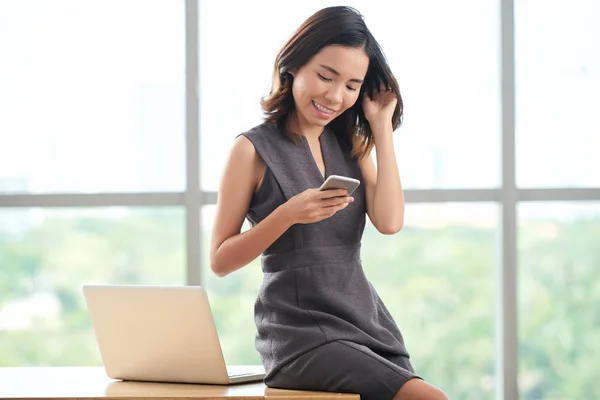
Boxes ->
[231,121,281,164]
[227,128,267,179]
[237,121,280,140]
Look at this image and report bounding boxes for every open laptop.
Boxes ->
[82,284,265,385]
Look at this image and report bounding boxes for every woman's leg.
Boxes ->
[378,349,447,399]
[393,378,449,400]
[266,340,419,400]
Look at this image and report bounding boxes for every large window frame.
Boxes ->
[1,1,599,399]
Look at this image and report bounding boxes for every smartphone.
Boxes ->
[319,175,361,196]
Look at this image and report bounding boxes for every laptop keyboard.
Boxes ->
[226,366,253,377]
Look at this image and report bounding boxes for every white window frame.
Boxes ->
[1,1,599,398]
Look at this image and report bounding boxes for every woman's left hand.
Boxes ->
[362,85,397,131]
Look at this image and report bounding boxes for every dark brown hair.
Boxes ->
[261,6,402,160]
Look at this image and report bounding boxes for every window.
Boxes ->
[199,0,501,191]
[0,207,184,366]
[0,1,185,193]
[364,203,497,398]
[1,2,599,399]
[518,202,600,399]
[202,203,498,399]
[201,206,262,365]
[515,0,600,188]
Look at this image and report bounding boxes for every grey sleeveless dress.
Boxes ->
[240,122,419,400]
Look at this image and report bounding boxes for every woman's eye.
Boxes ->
[346,86,358,92]
[317,73,332,82]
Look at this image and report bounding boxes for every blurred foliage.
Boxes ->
[0,210,598,399]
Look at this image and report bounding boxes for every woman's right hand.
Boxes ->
[281,188,354,225]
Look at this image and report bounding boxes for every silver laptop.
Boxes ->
[82,284,265,385]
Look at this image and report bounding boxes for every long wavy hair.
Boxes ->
[261,6,402,161]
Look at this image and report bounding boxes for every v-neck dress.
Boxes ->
[239,122,419,400]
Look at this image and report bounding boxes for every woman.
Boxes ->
[210,6,447,400]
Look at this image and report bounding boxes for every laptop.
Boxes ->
[82,284,266,385]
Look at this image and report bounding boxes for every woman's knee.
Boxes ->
[393,378,449,400]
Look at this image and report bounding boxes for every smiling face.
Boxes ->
[289,45,370,132]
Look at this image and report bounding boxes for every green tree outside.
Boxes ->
[0,210,598,399]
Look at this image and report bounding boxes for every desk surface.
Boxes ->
[0,367,359,400]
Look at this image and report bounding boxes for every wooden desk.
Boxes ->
[0,367,359,400]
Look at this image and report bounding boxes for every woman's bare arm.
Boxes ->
[360,124,405,234]
[209,136,293,277]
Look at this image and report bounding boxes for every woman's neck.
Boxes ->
[287,111,324,140]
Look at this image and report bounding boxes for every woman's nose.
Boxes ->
[324,85,343,105]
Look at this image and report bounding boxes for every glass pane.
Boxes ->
[0,1,185,194]
[365,203,497,399]
[202,203,497,398]
[0,207,185,366]
[518,202,600,399]
[200,0,500,191]
[201,206,262,365]
[516,1,600,187]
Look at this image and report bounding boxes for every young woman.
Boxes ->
[210,6,448,400]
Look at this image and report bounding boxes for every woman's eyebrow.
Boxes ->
[318,64,364,84]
